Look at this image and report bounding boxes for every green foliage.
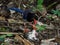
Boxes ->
[0,38,4,42]
[0,34,13,38]
[37,0,44,11]
[0,35,6,38]
[0,34,13,42]
[51,9,60,16]
[37,5,44,11]
[0,27,10,32]
[36,24,46,32]
[6,34,13,37]
[37,0,43,5]
[0,35,6,42]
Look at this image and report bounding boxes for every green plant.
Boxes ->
[0,27,6,31]
[37,0,44,11]
[0,34,13,38]
[36,24,46,32]
[51,9,60,16]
